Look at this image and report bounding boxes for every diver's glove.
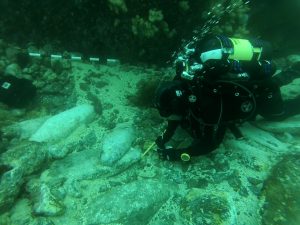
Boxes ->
[157,146,180,161]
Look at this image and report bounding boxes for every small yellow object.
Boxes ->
[142,142,155,157]
[180,153,191,162]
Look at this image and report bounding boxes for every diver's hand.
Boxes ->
[157,146,179,161]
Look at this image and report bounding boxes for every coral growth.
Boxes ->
[131,9,175,39]
[178,0,190,12]
[131,15,159,39]
[148,9,164,23]
[107,0,128,14]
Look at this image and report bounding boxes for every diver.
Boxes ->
[154,35,300,161]
[0,72,37,108]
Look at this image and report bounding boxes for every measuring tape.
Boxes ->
[28,52,121,66]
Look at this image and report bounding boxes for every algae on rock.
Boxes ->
[84,180,173,225]
[180,188,237,225]
[261,153,300,225]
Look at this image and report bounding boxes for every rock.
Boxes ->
[47,145,71,159]
[42,70,58,83]
[0,60,6,74]
[51,60,64,74]
[261,153,300,225]
[46,130,98,159]
[32,218,55,225]
[51,59,71,74]
[4,63,21,76]
[10,108,26,117]
[30,104,95,142]
[26,177,42,195]
[100,122,136,166]
[62,59,72,70]
[115,147,142,169]
[33,183,65,217]
[64,179,82,198]
[8,198,33,225]
[0,164,12,175]
[2,116,49,140]
[0,39,5,53]
[255,115,300,135]
[0,167,24,212]
[0,108,17,127]
[84,180,172,225]
[147,196,185,225]
[0,213,10,225]
[280,77,300,100]
[40,148,111,185]
[16,51,30,68]
[5,46,20,62]
[2,143,47,174]
[138,165,157,178]
[0,143,48,212]
[241,123,289,152]
[287,54,300,64]
[180,188,237,225]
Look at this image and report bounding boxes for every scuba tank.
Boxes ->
[177,35,276,81]
[198,35,272,62]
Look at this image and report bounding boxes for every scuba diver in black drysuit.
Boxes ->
[154,35,300,161]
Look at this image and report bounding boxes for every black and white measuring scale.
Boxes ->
[28,52,120,66]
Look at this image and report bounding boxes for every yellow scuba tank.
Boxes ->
[199,35,271,63]
[226,38,262,61]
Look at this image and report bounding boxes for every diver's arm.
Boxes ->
[155,120,180,149]
[246,60,276,80]
[158,125,226,161]
[187,125,227,155]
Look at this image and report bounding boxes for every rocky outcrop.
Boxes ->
[254,115,300,135]
[261,153,300,225]
[0,143,47,212]
[33,183,65,217]
[84,180,172,225]
[180,188,237,225]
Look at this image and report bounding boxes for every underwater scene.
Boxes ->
[1,0,300,224]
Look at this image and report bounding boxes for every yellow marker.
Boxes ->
[142,142,155,157]
[180,153,191,162]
